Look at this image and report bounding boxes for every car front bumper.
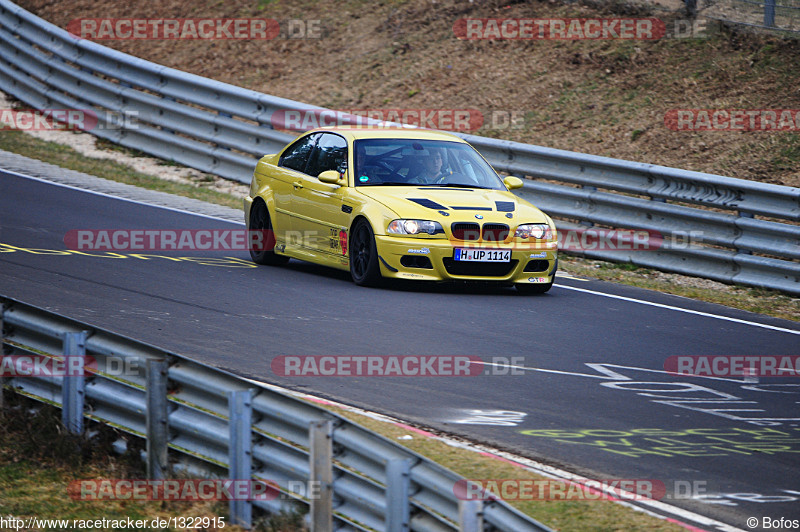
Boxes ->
[374,235,558,284]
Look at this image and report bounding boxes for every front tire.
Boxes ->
[349,219,382,287]
[249,200,289,266]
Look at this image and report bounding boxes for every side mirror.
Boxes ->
[504,176,524,190]
[318,170,344,185]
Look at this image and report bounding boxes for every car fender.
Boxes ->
[252,157,280,197]
[347,197,399,237]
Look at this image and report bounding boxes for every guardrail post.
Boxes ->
[736,211,755,255]
[459,500,484,532]
[146,359,169,480]
[228,389,254,529]
[61,331,88,434]
[386,459,411,532]
[163,96,176,134]
[685,0,697,18]
[578,185,597,228]
[309,420,333,532]
[217,111,232,151]
[765,0,776,26]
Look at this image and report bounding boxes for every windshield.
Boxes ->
[353,139,505,189]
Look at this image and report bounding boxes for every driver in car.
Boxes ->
[418,149,447,184]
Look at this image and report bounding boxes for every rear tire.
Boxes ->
[249,200,289,266]
[349,219,382,287]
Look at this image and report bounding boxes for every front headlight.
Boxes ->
[387,219,445,236]
[515,223,553,239]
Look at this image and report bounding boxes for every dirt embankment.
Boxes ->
[17,0,800,187]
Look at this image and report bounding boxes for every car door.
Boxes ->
[290,132,352,262]
[272,132,320,249]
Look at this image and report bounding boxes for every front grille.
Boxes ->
[482,223,509,241]
[442,258,518,277]
[451,222,481,241]
[524,260,550,272]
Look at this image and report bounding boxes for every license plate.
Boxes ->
[454,248,511,262]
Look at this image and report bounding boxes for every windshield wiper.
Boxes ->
[419,184,491,189]
[359,182,416,186]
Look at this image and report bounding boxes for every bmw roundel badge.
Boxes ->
[475,214,484,219]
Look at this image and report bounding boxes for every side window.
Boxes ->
[279,133,319,174]
[306,133,348,178]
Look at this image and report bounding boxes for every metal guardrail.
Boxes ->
[619,0,800,34]
[0,0,798,294]
[0,295,552,531]
[460,135,800,293]
[684,0,800,33]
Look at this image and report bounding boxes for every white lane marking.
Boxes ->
[556,273,589,281]
[478,361,765,384]
[11,168,798,339]
[555,284,800,336]
[2,168,246,225]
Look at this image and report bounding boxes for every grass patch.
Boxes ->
[0,130,243,211]
[772,133,800,171]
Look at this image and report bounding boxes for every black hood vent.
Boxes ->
[450,206,492,211]
[409,198,448,210]
[495,201,516,212]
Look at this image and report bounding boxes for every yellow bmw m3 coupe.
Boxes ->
[244,127,558,293]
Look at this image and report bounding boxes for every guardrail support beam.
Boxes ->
[459,499,484,532]
[386,459,411,532]
[309,420,333,532]
[765,0,776,26]
[228,389,254,529]
[61,331,88,434]
[146,359,170,480]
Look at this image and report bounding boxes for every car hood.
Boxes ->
[356,186,549,224]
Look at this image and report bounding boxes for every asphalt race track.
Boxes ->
[1,170,798,531]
